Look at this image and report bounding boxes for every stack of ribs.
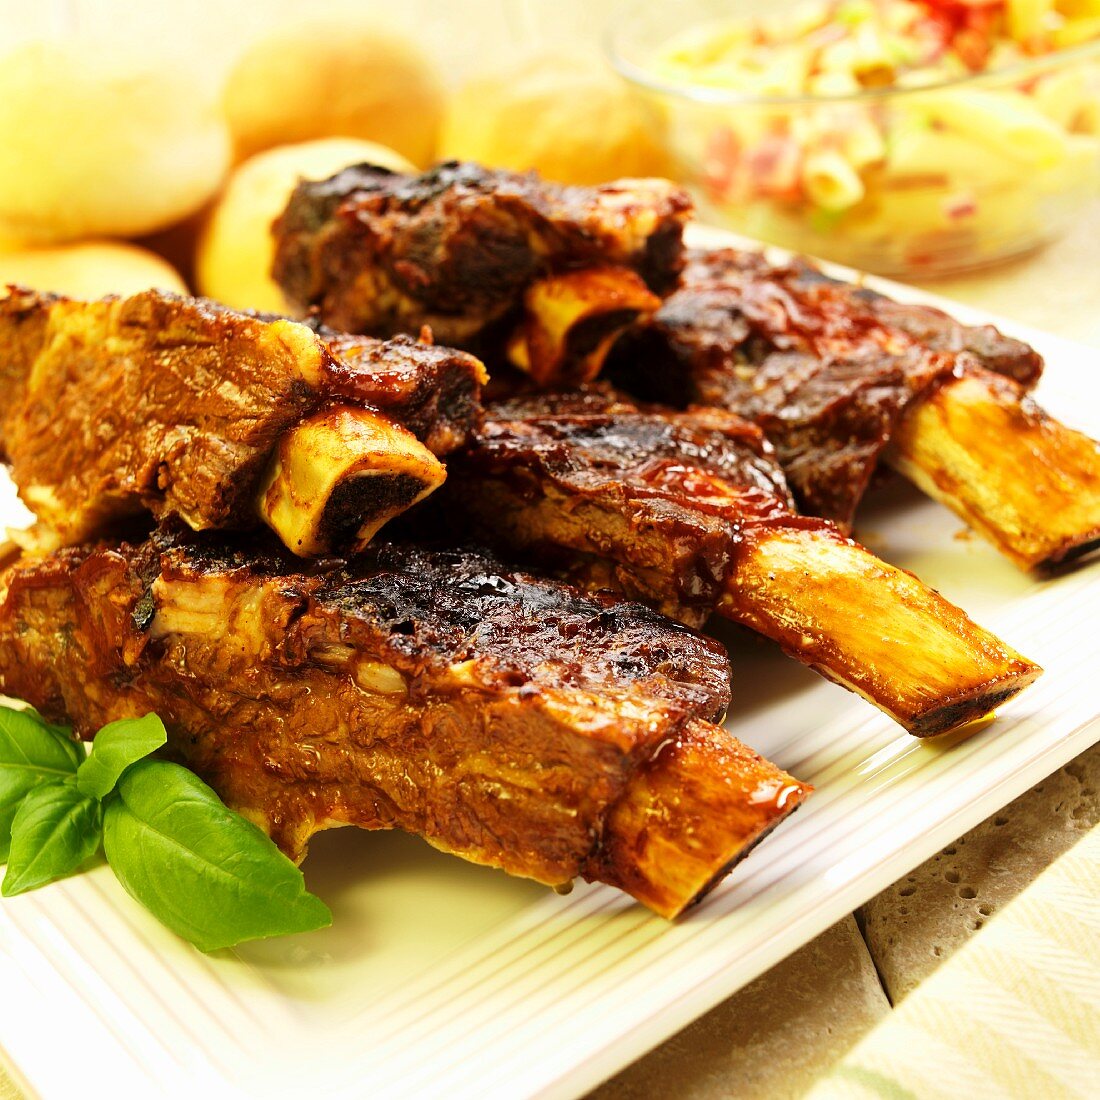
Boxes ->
[272,159,1056,733]
[0,286,809,918]
[275,161,1100,574]
[3,157,1090,919]
[606,248,1100,571]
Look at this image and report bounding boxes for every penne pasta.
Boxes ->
[840,113,888,168]
[802,148,866,210]
[886,123,1023,187]
[1032,68,1092,128]
[908,90,1071,168]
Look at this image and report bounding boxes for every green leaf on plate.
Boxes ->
[103,760,332,953]
[2,781,103,896]
[0,706,84,863]
[76,713,168,800]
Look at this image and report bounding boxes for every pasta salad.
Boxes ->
[634,0,1100,273]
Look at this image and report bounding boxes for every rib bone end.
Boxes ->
[890,371,1100,571]
[507,267,661,386]
[722,523,1042,737]
[585,719,810,919]
[258,406,446,557]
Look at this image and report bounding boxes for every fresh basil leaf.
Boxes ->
[103,760,331,952]
[13,705,71,739]
[0,706,84,863]
[2,781,103,896]
[77,714,167,800]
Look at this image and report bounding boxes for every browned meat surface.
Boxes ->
[608,247,1045,528]
[431,387,1041,736]
[441,386,794,624]
[0,288,485,555]
[842,285,1043,385]
[272,162,690,379]
[0,533,807,918]
[272,160,1089,566]
[307,322,484,454]
[676,249,1044,382]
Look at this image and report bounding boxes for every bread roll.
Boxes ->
[440,53,669,186]
[196,138,414,313]
[224,22,442,168]
[0,41,230,243]
[0,242,188,298]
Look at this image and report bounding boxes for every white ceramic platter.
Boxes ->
[1,228,1098,1099]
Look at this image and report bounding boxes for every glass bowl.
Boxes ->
[608,0,1100,278]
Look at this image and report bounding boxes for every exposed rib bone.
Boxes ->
[507,268,661,385]
[257,406,446,556]
[888,371,1100,570]
[721,523,1040,735]
[588,718,808,918]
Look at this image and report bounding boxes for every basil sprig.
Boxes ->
[0,705,331,951]
[105,761,332,952]
[75,714,171,800]
[0,707,85,862]
[3,782,103,895]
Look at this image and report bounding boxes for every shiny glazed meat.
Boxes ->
[0,533,806,916]
[272,161,691,350]
[440,386,798,624]
[0,288,485,552]
[608,247,1044,528]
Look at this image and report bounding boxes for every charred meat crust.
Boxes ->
[434,385,798,619]
[608,248,1044,529]
[0,533,741,899]
[0,288,485,546]
[305,538,734,720]
[677,249,1044,386]
[309,326,487,455]
[271,161,692,347]
[478,388,792,506]
[844,287,1043,384]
